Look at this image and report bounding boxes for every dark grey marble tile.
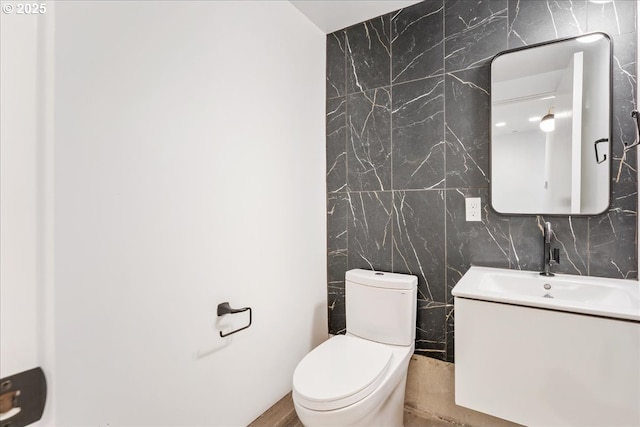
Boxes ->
[327,98,347,193]
[328,193,348,335]
[444,0,508,71]
[612,32,637,148]
[327,31,346,99]
[445,66,491,189]
[347,88,392,191]
[328,193,348,285]
[508,0,587,48]
[589,209,637,279]
[328,284,346,335]
[346,15,391,94]
[509,216,588,275]
[507,216,543,272]
[445,188,510,303]
[445,304,455,363]
[347,191,393,272]
[587,0,636,37]
[611,182,638,216]
[551,217,589,275]
[415,301,447,361]
[392,190,446,303]
[391,1,444,84]
[611,32,638,213]
[612,153,638,216]
[392,77,445,190]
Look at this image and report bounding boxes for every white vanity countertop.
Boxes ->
[452,266,640,322]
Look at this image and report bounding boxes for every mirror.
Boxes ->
[490,33,611,215]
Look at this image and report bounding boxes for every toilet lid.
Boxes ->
[293,335,393,411]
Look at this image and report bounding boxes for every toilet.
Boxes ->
[292,269,417,427]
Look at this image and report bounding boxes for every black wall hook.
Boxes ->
[594,138,608,164]
[625,110,640,151]
[217,302,252,337]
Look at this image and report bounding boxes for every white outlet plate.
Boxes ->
[465,197,481,222]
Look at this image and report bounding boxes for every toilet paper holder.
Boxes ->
[217,302,252,337]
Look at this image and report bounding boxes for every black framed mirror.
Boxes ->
[490,32,612,215]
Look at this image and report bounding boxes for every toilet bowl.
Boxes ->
[292,269,417,427]
[293,334,414,426]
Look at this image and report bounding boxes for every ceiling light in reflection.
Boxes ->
[495,122,507,127]
[540,112,555,132]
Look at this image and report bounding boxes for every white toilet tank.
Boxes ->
[345,269,417,346]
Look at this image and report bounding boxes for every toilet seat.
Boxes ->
[293,335,393,411]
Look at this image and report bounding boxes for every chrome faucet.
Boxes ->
[541,221,560,276]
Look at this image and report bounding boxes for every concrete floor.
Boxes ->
[286,408,460,427]
[248,393,462,427]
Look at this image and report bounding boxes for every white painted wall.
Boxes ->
[50,1,326,426]
[0,6,41,379]
[549,59,577,213]
[580,39,610,214]
[1,9,55,425]
[492,131,545,213]
[289,0,421,33]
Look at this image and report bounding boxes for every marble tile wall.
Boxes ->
[326,0,638,362]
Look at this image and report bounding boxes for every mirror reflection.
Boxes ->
[490,33,611,215]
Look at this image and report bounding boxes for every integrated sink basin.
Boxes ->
[452,266,640,427]
[451,265,639,321]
